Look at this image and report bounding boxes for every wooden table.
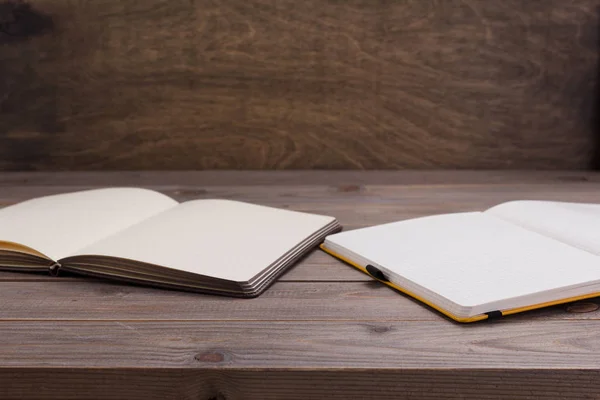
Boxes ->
[2,171,600,399]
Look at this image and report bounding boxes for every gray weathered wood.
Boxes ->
[2,320,600,368]
[1,280,597,322]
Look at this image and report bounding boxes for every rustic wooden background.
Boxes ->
[0,0,599,170]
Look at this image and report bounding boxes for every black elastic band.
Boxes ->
[366,264,389,282]
[485,310,503,319]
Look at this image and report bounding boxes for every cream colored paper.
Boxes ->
[0,188,177,260]
[71,199,336,282]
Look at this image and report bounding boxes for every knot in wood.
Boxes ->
[194,351,226,363]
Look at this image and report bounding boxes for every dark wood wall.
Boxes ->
[0,0,599,170]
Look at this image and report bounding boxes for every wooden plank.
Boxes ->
[0,171,598,187]
[0,1,598,170]
[1,280,598,321]
[2,320,600,368]
[282,250,367,281]
[1,182,600,209]
[0,172,599,398]
[2,369,600,400]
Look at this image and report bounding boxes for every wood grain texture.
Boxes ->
[0,1,599,170]
[1,170,600,186]
[3,369,600,400]
[1,171,600,399]
[1,280,599,322]
[3,320,600,368]
[2,370,600,400]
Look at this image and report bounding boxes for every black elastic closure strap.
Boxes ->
[485,310,503,319]
[366,264,389,282]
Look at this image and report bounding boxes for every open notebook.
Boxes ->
[321,200,600,322]
[0,188,340,297]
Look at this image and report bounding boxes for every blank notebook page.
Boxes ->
[486,201,600,256]
[0,188,177,260]
[72,199,335,282]
[327,212,600,308]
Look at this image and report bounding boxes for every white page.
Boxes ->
[70,199,336,282]
[486,201,600,255]
[0,188,178,260]
[325,212,600,309]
